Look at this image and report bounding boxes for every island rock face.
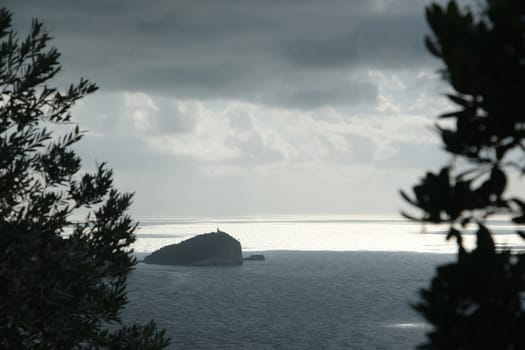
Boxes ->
[144,231,242,266]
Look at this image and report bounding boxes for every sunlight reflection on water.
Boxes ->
[384,322,429,329]
[131,215,525,254]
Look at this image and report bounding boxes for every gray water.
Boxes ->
[124,251,453,349]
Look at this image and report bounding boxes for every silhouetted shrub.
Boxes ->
[402,1,525,348]
[0,7,169,349]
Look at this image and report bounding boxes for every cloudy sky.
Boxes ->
[6,0,455,216]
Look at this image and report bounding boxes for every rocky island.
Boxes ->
[144,230,243,266]
[243,254,266,261]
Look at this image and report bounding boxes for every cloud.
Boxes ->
[73,67,445,167]
[67,73,447,215]
[7,0,437,109]
[281,13,429,70]
[144,105,243,162]
[4,0,459,215]
[124,93,158,132]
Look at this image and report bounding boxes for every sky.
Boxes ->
[5,0,456,217]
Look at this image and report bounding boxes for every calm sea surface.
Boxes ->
[124,216,523,349]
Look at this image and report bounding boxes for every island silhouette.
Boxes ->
[144,230,243,266]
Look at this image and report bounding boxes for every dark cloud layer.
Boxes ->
[6,0,435,109]
[282,13,428,69]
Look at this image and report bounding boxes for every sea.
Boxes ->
[123,215,524,349]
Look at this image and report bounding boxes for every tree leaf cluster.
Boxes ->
[402,1,525,348]
[0,8,169,349]
[401,165,510,226]
[415,225,525,349]
[425,0,525,163]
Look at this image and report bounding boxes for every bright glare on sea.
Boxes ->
[132,214,525,256]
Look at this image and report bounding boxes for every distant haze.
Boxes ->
[7,0,459,216]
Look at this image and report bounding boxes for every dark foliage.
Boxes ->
[402,1,525,349]
[0,8,169,349]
